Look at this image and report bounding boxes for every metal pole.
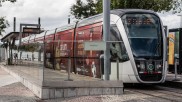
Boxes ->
[178,15,182,75]
[103,0,110,80]
[38,17,41,33]
[65,50,73,81]
[38,17,41,27]
[14,17,16,32]
[68,56,71,80]
[68,15,70,24]
[180,15,182,28]
[19,24,22,48]
[18,24,23,61]
[42,42,45,85]
[116,57,119,80]
[174,58,178,80]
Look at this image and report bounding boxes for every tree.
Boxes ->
[71,0,182,19]
[96,0,182,13]
[71,0,85,19]
[71,0,97,19]
[0,0,16,35]
[0,0,16,6]
[0,17,9,35]
[85,0,97,17]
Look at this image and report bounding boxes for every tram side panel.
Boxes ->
[54,29,75,72]
[75,22,103,78]
[45,34,55,69]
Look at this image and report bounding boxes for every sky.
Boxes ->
[0,0,76,36]
[0,0,182,37]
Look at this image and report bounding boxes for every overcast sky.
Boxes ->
[0,0,75,36]
[0,0,182,37]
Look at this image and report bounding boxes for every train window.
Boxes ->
[110,25,129,62]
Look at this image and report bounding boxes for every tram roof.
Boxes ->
[77,9,156,27]
[57,23,75,32]
[1,32,19,42]
[110,9,155,16]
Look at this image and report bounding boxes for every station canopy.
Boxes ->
[1,27,42,42]
[1,32,19,42]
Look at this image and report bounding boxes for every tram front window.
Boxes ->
[122,14,162,58]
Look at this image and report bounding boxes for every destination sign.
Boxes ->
[23,28,40,34]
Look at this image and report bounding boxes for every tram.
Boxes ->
[21,9,167,83]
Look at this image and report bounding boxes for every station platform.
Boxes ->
[163,73,182,88]
[0,62,123,99]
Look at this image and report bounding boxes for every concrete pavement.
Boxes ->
[0,68,40,102]
[0,69,18,87]
[1,65,182,102]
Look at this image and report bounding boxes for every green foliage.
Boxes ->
[71,0,84,19]
[71,0,97,19]
[19,43,39,52]
[0,42,8,48]
[71,0,182,18]
[0,17,9,35]
[96,0,181,13]
[0,0,16,6]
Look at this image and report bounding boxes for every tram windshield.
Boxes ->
[122,13,162,58]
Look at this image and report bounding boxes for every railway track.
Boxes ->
[125,84,182,102]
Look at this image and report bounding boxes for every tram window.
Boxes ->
[110,25,129,62]
[121,14,162,57]
[122,14,160,38]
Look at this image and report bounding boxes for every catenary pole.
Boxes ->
[103,0,110,80]
[14,17,16,32]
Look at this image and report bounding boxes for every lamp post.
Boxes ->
[68,15,70,24]
[179,15,182,28]
[176,15,182,28]
[103,0,110,80]
[177,14,182,77]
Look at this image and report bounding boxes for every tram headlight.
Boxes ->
[155,62,162,72]
[140,61,145,71]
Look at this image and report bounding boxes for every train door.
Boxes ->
[75,23,102,78]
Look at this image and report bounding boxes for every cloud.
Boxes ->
[0,0,75,36]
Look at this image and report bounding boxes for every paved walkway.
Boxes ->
[1,63,182,101]
[166,73,182,82]
[0,68,40,102]
[0,68,18,87]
